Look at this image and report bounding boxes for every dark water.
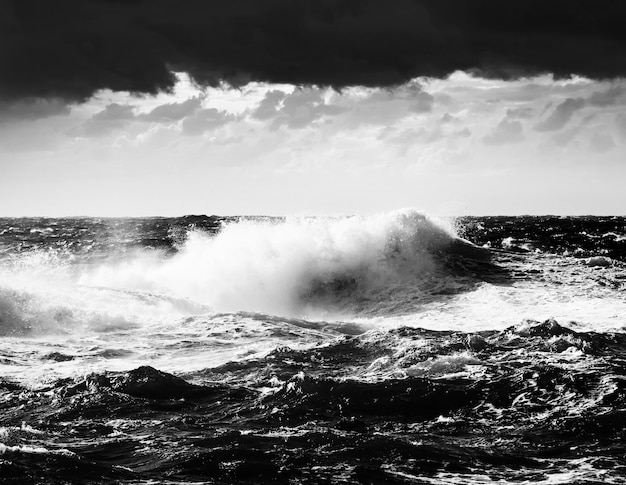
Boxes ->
[0,212,625,484]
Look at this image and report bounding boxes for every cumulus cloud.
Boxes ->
[588,86,626,107]
[2,0,626,104]
[254,88,345,130]
[141,96,203,122]
[78,103,136,136]
[91,104,135,122]
[535,98,585,132]
[336,84,435,129]
[440,113,457,123]
[409,92,435,113]
[251,91,287,121]
[483,118,524,145]
[181,108,234,135]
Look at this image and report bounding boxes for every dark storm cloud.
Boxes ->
[2,0,626,103]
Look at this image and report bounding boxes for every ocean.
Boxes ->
[0,209,625,484]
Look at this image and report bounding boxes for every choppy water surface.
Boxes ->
[1,211,625,484]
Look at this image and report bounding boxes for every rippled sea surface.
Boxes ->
[1,211,625,484]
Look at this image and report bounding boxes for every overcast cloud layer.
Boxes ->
[2,0,626,103]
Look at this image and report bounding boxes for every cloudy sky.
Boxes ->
[1,0,625,216]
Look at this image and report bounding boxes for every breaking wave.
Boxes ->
[79,209,487,317]
[0,209,501,336]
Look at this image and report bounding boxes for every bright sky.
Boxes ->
[1,72,625,217]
